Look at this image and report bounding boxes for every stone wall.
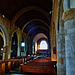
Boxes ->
[0,13,26,59]
[50,0,58,61]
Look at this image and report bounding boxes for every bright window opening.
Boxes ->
[40,40,48,50]
[21,42,25,47]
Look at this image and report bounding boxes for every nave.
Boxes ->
[0,0,75,75]
[0,55,57,75]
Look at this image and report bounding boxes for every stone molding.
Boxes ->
[63,8,75,22]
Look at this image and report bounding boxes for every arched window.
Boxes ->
[40,40,48,50]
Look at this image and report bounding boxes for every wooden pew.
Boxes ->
[20,65,56,74]
[9,59,21,69]
[12,56,34,65]
[0,56,34,75]
[0,61,5,75]
[20,58,57,74]
[12,56,27,64]
[3,60,11,72]
[9,56,32,69]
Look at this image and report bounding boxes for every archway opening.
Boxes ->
[37,38,49,56]
[11,32,18,58]
[20,37,26,56]
[32,33,48,55]
[0,35,4,60]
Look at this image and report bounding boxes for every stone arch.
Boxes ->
[11,6,50,26]
[37,38,49,55]
[0,32,4,42]
[15,29,23,56]
[22,19,49,31]
[32,33,48,54]
[37,38,48,50]
[12,29,18,40]
[27,25,49,37]
[0,23,9,46]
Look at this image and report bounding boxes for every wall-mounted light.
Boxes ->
[1,48,3,51]
[49,11,52,14]
[2,15,5,18]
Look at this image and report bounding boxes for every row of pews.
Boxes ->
[20,57,57,75]
[0,56,34,75]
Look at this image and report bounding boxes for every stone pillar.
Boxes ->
[2,46,7,60]
[30,40,32,55]
[64,0,75,11]
[63,0,75,74]
[17,40,21,56]
[5,35,12,59]
[34,42,35,54]
[63,8,75,75]
[27,37,31,55]
[24,35,27,56]
[57,32,66,75]
[24,40,26,56]
[48,39,51,57]
[57,0,66,74]
[25,41,27,56]
[32,42,35,54]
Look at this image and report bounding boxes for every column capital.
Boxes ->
[63,8,75,22]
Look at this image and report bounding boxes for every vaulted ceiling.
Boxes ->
[0,0,52,40]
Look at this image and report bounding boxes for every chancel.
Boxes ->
[0,0,75,75]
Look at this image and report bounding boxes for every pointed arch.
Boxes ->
[11,6,50,26]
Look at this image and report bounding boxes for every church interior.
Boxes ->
[0,0,75,75]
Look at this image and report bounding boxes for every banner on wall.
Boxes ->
[53,47,56,54]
